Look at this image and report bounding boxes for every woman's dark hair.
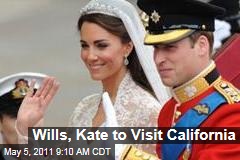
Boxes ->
[78,13,155,95]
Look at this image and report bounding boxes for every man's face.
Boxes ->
[153,37,200,87]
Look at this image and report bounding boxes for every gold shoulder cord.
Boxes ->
[214,80,240,104]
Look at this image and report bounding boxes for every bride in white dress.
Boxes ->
[16,0,170,157]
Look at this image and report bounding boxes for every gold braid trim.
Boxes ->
[214,80,240,104]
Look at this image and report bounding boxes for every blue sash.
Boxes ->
[162,91,226,160]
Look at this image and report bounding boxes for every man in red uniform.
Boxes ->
[136,0,240,159]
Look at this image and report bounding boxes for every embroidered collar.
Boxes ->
[172,61,221,103]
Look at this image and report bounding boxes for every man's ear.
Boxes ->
[196,35,210,57]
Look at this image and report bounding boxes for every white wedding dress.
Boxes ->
[68,72,162,155]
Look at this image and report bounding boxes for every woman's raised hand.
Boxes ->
[16,76,60,136]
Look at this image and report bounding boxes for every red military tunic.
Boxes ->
[157,62,240,160]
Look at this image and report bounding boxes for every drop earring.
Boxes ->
[124,55,129,66]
